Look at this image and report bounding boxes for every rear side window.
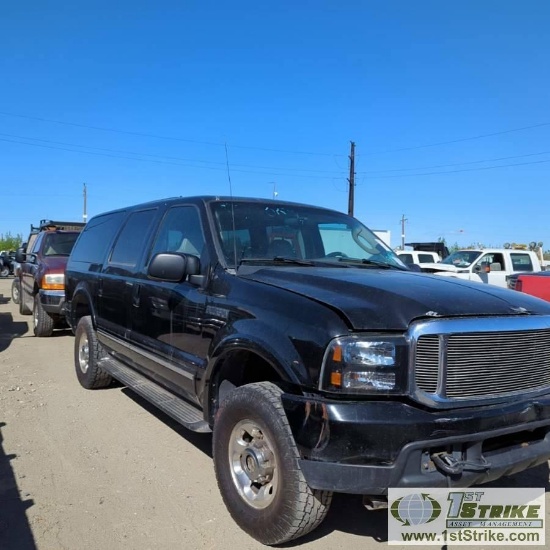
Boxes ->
[418,253,435,263]
[511,253,534,272]
[399,253,413,265]
[70,212,125,264]
[110,209,158,267]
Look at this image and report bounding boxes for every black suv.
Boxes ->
[16,220,85,336]
[65,196,550,544]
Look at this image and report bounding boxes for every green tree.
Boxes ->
[0,232,23,251]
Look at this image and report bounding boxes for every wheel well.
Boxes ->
[208,350,289,424]
[73,298,92,328]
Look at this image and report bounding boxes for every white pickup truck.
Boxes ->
[396,250,440,265]
[420,247,542,288]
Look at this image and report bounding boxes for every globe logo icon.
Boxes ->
[391,493,441,526]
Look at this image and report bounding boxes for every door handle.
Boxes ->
[132,283,141,308]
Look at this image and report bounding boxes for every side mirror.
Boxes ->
[15,247,26,264]
[148,253,200,282]
[408,263,422,272]
[474,263,490,273]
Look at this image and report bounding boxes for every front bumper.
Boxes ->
[282,394,550,495]
[39,289,65,315]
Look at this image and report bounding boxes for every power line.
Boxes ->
[357,122,550,157]
[2,135,549,179]
[0,131,347,174]
[2,110,550,159]
[359,157,550,180]
[0,111,344,157]
[0,137,347,180]
[356,149,550,174]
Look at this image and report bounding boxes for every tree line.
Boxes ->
[0,232,24,252]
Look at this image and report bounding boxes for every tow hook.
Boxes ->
[431,452,463,476]
[363,495,388,510]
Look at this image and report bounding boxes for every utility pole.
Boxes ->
[83,183,87,224]
[347,141,355,216]
[401,214,407,249]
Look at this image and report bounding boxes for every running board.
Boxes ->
[100,356,211,433]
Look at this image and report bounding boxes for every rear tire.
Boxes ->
[33,294,54,337]
[11,279,20,305]
[213,382,332,545]
[74,316,112,389]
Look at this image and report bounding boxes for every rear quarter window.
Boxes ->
[70,212,126,264]
[510,253,534,272]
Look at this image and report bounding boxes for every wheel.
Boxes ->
[0,266,9,278]
[213,382,332,545]
[33,294,54,337]
[11,279,20,305]
[325,251,348,258]
[74,315,112,389]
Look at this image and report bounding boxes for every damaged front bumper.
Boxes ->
[282,394,550,495]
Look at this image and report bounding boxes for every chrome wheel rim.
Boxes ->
[228,420,278,509]
[78,334,90,373]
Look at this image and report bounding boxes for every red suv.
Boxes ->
[16,220,85,336]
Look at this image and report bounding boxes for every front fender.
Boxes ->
[207,318,311,385]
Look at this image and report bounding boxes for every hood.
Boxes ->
[41,256,69,272]
[419,262,460,273]
[239,267,550,330]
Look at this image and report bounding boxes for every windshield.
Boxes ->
[42,232,80,256]
[210,200,407,270]
[440,250,482,268]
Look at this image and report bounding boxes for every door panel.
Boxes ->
[128,204,209,402]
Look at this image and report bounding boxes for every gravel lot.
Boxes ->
[0,277,548,549]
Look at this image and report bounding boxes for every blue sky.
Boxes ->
[1,1,550,250]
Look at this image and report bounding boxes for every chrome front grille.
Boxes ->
[411,316,550,407]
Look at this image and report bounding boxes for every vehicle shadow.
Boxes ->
[120,388,387,540]
[286,463,550,546]
[0,422,37,550]
[0,312,29,352]
[121,389,213,458]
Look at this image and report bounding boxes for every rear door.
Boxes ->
[99,208,160,358]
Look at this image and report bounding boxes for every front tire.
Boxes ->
[74,316,112,389]
[213,382,332,545]
[11,279,20,305]
[33,294,54,337]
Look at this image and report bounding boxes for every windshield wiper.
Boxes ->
[238,257,315,267]
[238,257,350,268]
[336,257,404,269]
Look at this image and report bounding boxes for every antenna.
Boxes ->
[224,143,233,197]
[83,182,87,223]
[224,143,238,267]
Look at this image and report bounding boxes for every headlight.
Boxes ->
[42,273,65,290]
[320,335,406,394]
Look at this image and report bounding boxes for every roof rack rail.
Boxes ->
[30,219,86,232]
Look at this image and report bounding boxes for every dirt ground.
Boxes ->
[0,277,549,550]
